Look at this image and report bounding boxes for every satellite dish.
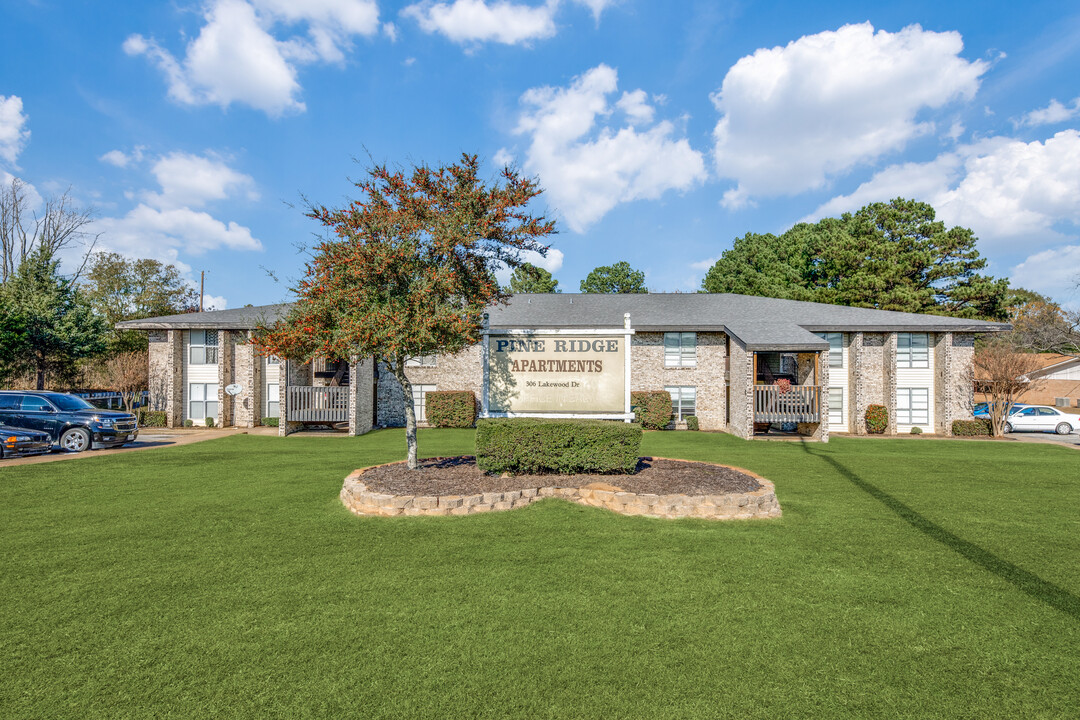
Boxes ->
[225,383,243,396]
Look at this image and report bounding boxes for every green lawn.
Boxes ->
[2,431,1078,719]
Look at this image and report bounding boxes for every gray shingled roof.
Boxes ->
[116,293,1010,350]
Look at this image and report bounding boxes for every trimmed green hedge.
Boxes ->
[426,391,476,428]
[865,404,888,434]
[953,419,991,436]
[631,390,672,430]
[138,410,166,428]
[205,417,216,428]
[685,415,699,431]
[261,417,280,427]
[475,418,642,474]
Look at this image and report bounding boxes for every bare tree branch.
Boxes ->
[0,177,98,282]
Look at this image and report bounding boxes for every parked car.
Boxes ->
[0,391,138,452]
[0,423,53,458]
[1004,405,1077,435]
[973,402,1030,419]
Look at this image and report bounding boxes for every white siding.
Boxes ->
[1045,363,1080,380]
[183,330,219,425]
[264,356,281,418]
[896,333,934,433]
[818,333,849,433]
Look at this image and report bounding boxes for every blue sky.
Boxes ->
[2,0,1079,309]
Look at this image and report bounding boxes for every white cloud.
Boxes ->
[495,247,563,285]
[383,21,398,42]
[572,0,617,22]
[807,130,1080,252]
[711,22,987,204]
[99,146,147,168]
[1010,245,1080,305]
[1015,97,1080,128]
[403,0,557,46]
[615,89,654,124]
[690,256,718,271]
[492,147,514,166]
[91,152,262,271]
[513,64,706,232]
[0,95,30,167]
[125,0,379,116]
[146,152,259,209]
[202,294,229,311]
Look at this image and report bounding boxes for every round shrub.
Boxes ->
[685,415,699,431]
[183,419,194,428]
[865,404,888,434]
[910,426,923,435]
[205,417,215,428]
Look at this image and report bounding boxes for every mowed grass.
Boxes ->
[2,430,1078,719]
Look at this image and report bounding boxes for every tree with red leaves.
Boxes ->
[255,154,556,469]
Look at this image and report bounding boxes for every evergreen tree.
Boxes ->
[0,248,108,389]
[579,261,647,294]
[508,263,560,293]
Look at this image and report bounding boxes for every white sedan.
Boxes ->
[1004,405,1077,435]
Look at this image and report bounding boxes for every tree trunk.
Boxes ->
[36,355,45,390]
[390,356,419,470]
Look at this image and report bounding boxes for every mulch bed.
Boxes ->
[359,456,761,496]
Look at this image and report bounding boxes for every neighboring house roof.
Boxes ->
[116,293,1011,350]
[974,353,1080,381]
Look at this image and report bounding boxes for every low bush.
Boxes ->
[685,415,699,431]
[952,419,992,436]
[631,391,672,430]
[476,418,641,474]
[138,410,166,428]
[865,404,888,434]
[426,391,476,428]
[205,417,216,428]
[183,419,194,428]
[910,427,923,435]
[262,417,280,427]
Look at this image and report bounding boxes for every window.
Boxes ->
[265,354,280,366]
[405,355,437,367]
[896,388,929,425]
[664,332,696,367]
[266,383,280,418]
[20,396,55,412]
[828,387,844,426]
[1037,407,1058,416]
[816,333,843,368]
[189,330,219,365]
[664,385,696,421]
[412,384,436,422]
[897,333,929,368]
[189,383,219,422]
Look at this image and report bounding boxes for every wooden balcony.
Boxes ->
[287,385,349,422]
[754,384,821,424]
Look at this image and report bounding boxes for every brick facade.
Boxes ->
[148,329,184,428]
[727,337,754,440]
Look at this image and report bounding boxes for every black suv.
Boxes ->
[0,391,138,453]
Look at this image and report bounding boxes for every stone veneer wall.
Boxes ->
[278,360,312,436]
[147,329,184,427]
[727,336,754,439]
[851,332,886,435]
[340,465,781,520]
[225,331,261,429]
[630,332,727,431]
[934,332,975,434]
[349,358,375,436]
[377,345,485,427]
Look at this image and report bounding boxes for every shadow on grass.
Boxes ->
[801,443,1080,621]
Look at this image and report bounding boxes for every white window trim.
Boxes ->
[189,330,219,365]
[896,387,930,426]
[664,385,697,421]
[412,384,436,422]
[817,333,843,369]
[188,382,219,423]
[897,333,929,369]
[266,382,280,419]
[664,332,697,368]
[406,355,437,368]
[827,386,844,426]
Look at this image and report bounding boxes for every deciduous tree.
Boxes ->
[254,154,556,469]
[92,350,149,412]
[579,261,647,294]
[508,262,560,293]
[702,199,1009,320]
[974,340,1046,437]
[1,177,99,283]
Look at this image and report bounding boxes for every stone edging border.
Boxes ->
[339,456,781,521]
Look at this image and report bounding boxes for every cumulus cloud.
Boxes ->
[0,95,30,167]
[202,294,229,311]
[92,151,262,271]
[99,146,147,168]
[807,130,1080,252]
[1010,245,1080,304]
[711,22,987,206]
[513,64,706,232]
[1015,97,1080,128]
[402,0,615,46]
[125,0,378,116]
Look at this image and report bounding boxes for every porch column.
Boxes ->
[278,359,311,437]
[348,357,375,436]
[795,352,829,442]
[727,338,754,440]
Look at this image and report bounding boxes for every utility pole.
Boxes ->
[199,270,206,312]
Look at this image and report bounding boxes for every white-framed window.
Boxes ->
[189,330,219,365]
[897,333,929,368]
[189,383,219,422]
[265,354,280,366]
[412,384,436,422]
[266,383,280,418]
[405,355,437,367]
[816,333,844,368]
[664,332,696,367]
[664,385,696,421]
[897,387,929,425]
[828,387,844,426]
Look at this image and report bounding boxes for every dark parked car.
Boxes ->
[0,391,138,453]
[0,423,53,458]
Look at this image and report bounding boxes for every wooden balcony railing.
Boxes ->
[287,385,349,422]
[754,384,821,424]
